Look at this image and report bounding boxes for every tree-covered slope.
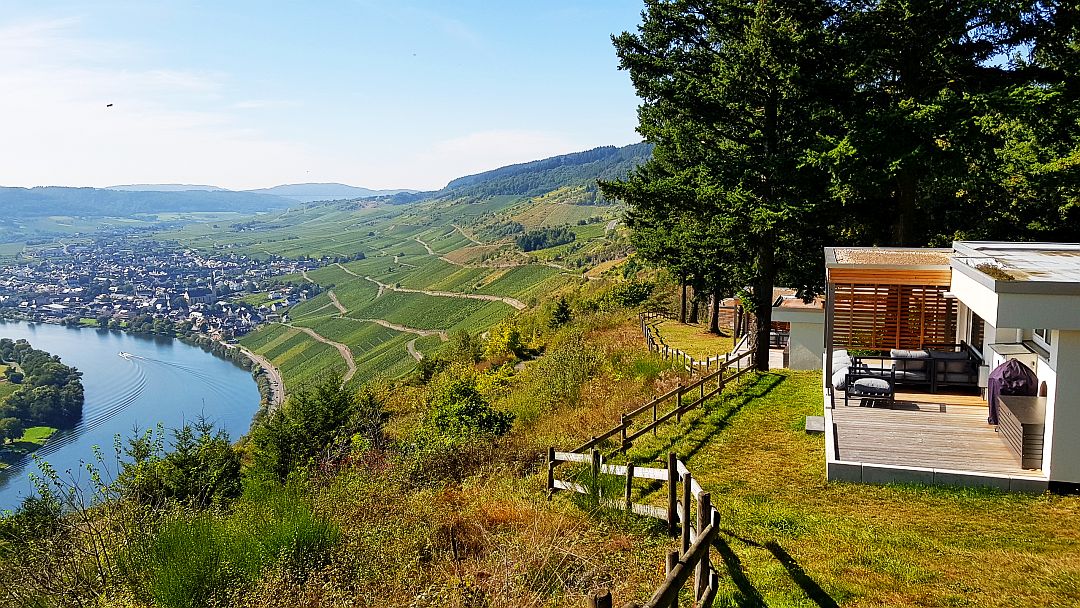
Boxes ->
[0,186,292,218]
[437,142,652,201]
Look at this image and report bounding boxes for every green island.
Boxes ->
[0,339,83,464]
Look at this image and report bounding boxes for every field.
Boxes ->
[168,193,626,388]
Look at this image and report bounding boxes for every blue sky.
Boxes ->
[0,1,645,190]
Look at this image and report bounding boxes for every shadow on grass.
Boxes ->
[713,536,767,607]
[719,530,840,608]
[628,372,785,466]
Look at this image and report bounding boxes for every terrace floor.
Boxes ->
[830,390,1044,479]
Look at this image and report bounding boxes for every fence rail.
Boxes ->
[639,312,742,376]
[548,450,722,608]
[573,347,755,455]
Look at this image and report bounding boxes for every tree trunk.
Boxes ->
[709,286,721,334]
[753,245,776,372]
[688,291,700,324]
[893,167,917,245]
[679,279,687,323]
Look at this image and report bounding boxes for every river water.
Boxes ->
[0,321,260,510]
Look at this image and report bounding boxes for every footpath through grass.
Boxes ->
[619,370,1080,608]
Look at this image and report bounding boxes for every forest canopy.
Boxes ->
[0,339,84,431]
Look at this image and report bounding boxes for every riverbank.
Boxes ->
[231,344,285,412]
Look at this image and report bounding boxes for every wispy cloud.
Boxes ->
[0,17,311,189]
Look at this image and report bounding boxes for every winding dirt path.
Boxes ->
[406,338,423,361]
[301,269,314,283]
[452,223,482,245]
[287,324,357,384]
[234,344,286,411]
[328,290,348,315]
[362,276,527,310]
[351,317,448,340]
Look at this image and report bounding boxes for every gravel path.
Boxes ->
[362,276,526,310]
[287,324,357,384]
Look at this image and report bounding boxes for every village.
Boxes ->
[0,238,322,340]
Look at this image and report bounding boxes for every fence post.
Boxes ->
[653,400,658,436]
[546,447,556,498]
[625,463,635,510]
[588,589,612,608]
[666,551,680,608]
[620,414,628,452]
[676,385,684,423]
[591,449,601,487]
[695,492,712,600]
[667,453,677,537]
[681,469,692,554]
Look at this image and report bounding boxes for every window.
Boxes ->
[1033,328,1052,349]
[968,312,985,351]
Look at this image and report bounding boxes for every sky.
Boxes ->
[0,1,646,191]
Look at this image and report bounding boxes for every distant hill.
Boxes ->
[247,183,420,204]
[0,187,292,218]
[437,142,652,201]
[106,184,229,192]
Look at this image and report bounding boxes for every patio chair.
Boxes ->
[844,364,896,407]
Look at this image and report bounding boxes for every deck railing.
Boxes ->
[548,450,722,608]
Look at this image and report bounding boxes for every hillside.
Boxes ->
[247,183,420,203]
[106,184,229,192]
[0,186,292,218]
[437,142,652,201]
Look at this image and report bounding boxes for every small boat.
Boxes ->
[118,352,133,359]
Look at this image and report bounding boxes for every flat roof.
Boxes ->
[825,247,952,269]
[952,241,1080,295]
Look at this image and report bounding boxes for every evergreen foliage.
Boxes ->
[602,0,1080,369]
[515,226,576,252]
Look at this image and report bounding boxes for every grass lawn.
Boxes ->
[610,370,1080,607]
[651,319,735,358]
[1,426,57,468]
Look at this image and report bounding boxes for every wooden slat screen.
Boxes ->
[831,283,957,352]
[828,268,952,286]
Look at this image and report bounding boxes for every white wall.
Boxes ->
[1048,330,1080,483]
[788,320,825,370]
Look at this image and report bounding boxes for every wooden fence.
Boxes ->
[572,347,755,455]
[547,450,722,608]
[639,312,742,376]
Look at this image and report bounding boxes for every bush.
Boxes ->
[428,365,514,437]
[116,419,242,508]
[250,375,384,482]
[484,323,526,360]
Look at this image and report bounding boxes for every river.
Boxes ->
[0,321,260,510]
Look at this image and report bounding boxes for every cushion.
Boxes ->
[945,360,970,374]
[931,350,967,360]
[891,349,929,359]
[895,358,926,372]
[831,367,849,390]
[895,370,928,382]
[832,350,851,375]
[851,377,892,395]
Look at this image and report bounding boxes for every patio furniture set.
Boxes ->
[831,342,983,407]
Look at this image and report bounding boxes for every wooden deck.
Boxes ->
[831,391,1044,478]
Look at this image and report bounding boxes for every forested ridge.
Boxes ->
[439,142,652,199]
[0,187,291,218]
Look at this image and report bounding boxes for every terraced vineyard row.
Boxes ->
[239,324,346,392]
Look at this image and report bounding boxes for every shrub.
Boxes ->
[428,365,514,438]
[250,375,382,482]
[116,419,242,508]
[484,323,525,360]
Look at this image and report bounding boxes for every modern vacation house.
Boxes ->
[818,241,1080,492]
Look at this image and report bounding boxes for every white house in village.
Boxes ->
[808,241,1080,492]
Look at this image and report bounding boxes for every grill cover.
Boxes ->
[987,358,1038,424]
